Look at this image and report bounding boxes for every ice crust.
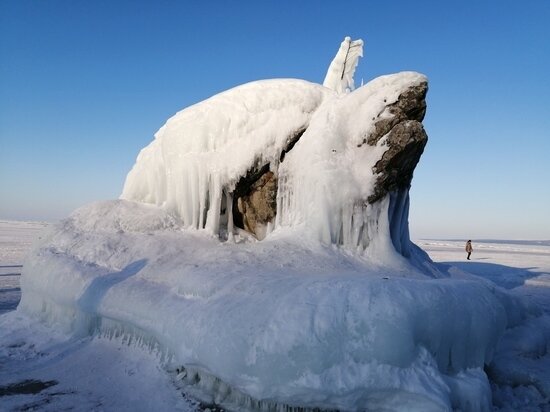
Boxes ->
[18,200,529,412]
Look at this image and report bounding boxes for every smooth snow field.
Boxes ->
[1,220,549,411]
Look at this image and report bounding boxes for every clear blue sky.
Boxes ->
[1,0,549,239]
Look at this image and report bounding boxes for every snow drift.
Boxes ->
[16,37,537,411]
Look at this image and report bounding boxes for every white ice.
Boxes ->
[323,36,364,94]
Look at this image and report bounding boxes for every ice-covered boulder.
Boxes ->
[235,168,277,238]
[121,40,428,256]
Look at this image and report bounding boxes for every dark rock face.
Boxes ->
[233,167,277,239]
[368,81,428,203]
[368,82,427,146]
[369,120,428,203]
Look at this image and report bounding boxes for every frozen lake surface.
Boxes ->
[0,220,49,315]
[416,239,550,313]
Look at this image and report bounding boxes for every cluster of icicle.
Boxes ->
[176,365,339,412]
[121,77,329,236]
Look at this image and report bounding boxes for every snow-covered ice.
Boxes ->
[416,240,550,311]
[417,239,550,411]
[121,70,427,251]
[2,200,545,412]
[1,221,549,411]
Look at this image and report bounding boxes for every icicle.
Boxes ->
[265,220,274,237]
[175,366,340,412]
[275,173,287,228]
[188,163,196,228]
[226,191,234,240]
[342,203,352,247]
[388,189,412,257]
[350,203,363,249]
[198,161,208,229]
[205,174,222,234]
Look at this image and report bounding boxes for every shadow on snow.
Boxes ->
[437,260,543,289]
[77,259,147,314]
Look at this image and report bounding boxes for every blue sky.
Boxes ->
[1,0,549,239]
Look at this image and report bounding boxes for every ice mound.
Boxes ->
[20,199,520,411]
[15,37,537,411]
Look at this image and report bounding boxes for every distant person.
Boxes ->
[465,240,473,260]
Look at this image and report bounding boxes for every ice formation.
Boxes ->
[15,37,541,411]
[121,37,427,256]
[323,36,364,93]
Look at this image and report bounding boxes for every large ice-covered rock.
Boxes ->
[121,68,428,253]
[15,37,536,411]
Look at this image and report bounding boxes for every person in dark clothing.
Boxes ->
[465,240,473,260]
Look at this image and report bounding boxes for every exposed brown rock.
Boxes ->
[235,170,277,239]
[231,125,307,238]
